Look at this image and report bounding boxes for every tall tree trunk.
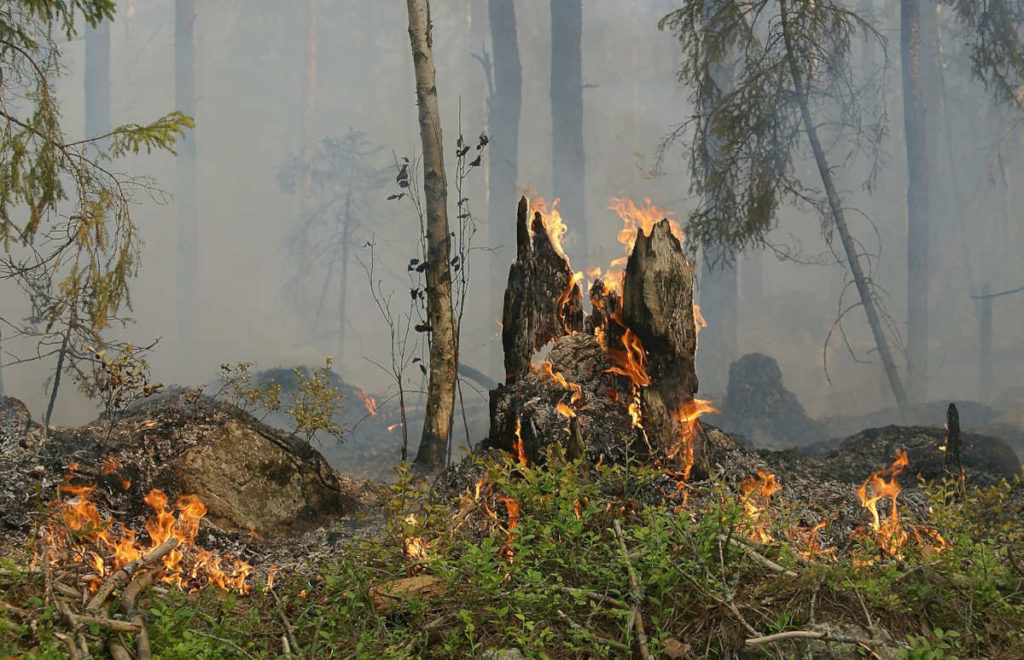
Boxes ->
[175,0,198,381]
[301,0,317,225]
[487,0,522,380]
[779,0,909,411]
[85,19,110,139]
[902,0,929,403]
[550,0,586,260]
[406,0,458,469]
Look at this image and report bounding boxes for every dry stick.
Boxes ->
[120,570,155,615]
[745,629,901,648]
[86,536,179,611]
[53,582,81,599]
[558,586,628,610]
[53,631,80,660]
[612,520,654,660]
[0,600,30,619]
[270,584,303,658]
[718,534,798,579]
[70,612,144,634]
[107,636,133,660]
[556,609,629,652]
[134,614,151,660]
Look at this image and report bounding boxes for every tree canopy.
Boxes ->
[0,1,191,377]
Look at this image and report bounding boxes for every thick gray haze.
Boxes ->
[2,0,1021,437]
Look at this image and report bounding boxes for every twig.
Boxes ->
[0,600,30,619]
[718,534,798,578]
[86,536,179,611]
[745,628,900,648]
[556,609,629,652]
[612,520,654,660]
[53,631,80,660]
[271,584,303,658]
[120,569,155,615]
[52,582,81,599]
[558,586,628,610]
[195,631,258,660]
[134,614,152,660]
[69,612,143,634]
[107,636,133,660]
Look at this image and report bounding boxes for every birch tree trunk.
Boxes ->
[902,0,930,402]
[406,0,458,468]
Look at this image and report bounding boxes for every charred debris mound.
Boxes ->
[0,392,385,563]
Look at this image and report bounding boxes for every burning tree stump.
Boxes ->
[622,219,699,455]
[502,196,584,382]
[487,201,705,470]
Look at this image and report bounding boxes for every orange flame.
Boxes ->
[356,388,378,416]
[42,477,253,594]
[530,197,570,260]
[667,399,719,478]
[555,402,576,418]
[513,417,527,466]
[605,325,651,387]
[739,469,780,543]
[857,451,910,556]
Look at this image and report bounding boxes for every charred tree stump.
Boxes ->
[502,196,583,382]
[943,402,963,483]
[621,220,699,453]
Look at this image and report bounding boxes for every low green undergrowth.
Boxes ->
[2,452,1023,658]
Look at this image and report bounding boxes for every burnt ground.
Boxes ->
[2,388,1022,586]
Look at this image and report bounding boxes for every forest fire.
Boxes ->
[857,451,910,555]
[356,388,378,416]
[738,469,781,543]
[40,474,253,594]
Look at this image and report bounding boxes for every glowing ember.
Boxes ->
[857,451,910,556]
[738,469,780,543]
[41,477,253,594]
[557,271,585,333]
[387,422,402,432]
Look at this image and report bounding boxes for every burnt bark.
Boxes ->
[622,220,699,410]
[502,197,583,382]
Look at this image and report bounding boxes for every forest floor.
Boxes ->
[2,438,1024,659]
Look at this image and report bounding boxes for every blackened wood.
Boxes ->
[621,220,699,451]
[943,402,963,480]
[501,196,583,382]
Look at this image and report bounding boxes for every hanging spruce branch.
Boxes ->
[659,0,908,409]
